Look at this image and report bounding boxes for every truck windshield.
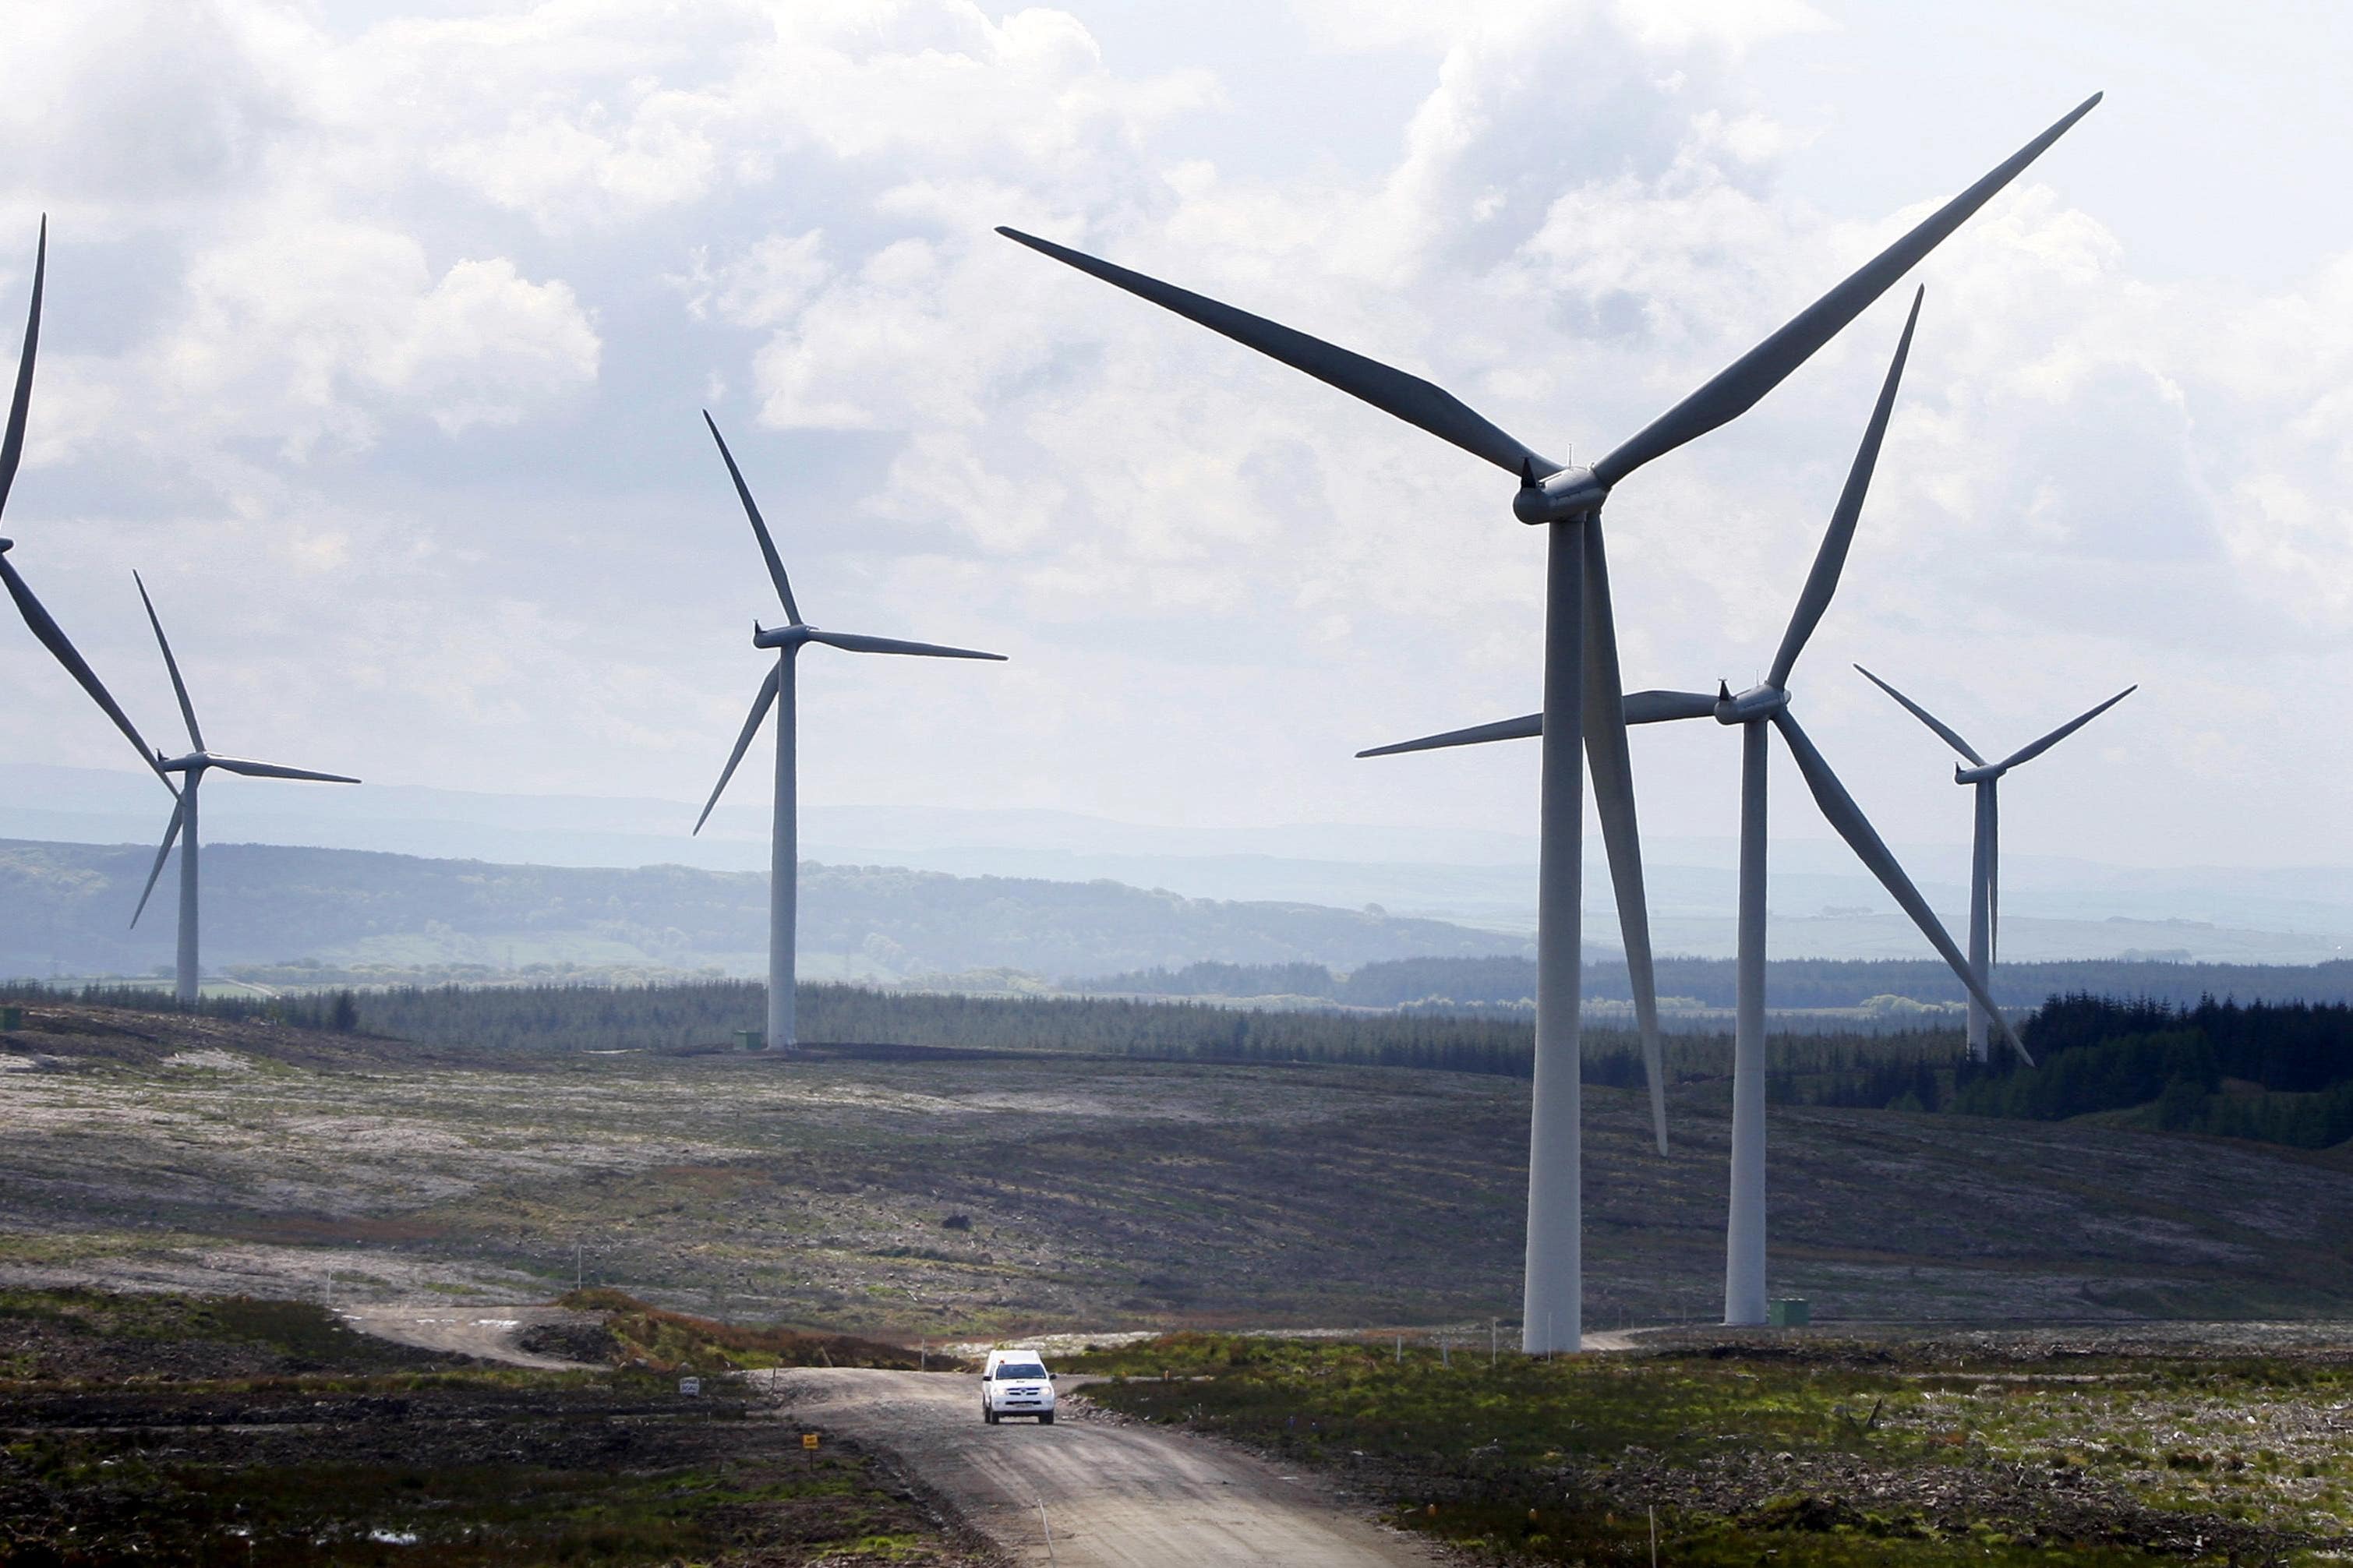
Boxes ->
[997,1363,1048,1379]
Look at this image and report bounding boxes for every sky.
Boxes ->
[2,0,2349,874]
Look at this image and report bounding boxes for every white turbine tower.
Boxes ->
[1001,96,2098,1352]
[691,413,1006,1051]
[1856,666,2137,1060]
[1363,292,2033,1327]
[0,221,182,844]
[129,573,361,1003]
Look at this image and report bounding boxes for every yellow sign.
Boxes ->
[802,1432,820,1450]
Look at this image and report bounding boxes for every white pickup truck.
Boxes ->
[979,1348,1057,1425]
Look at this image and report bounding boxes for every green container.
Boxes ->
[736,1029,761,1052]
[1768,1298,1811,1327]
[0,1005,21,1033]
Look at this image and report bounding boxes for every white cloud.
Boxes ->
[156,220,599,451]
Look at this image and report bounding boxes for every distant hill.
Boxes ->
[1086,955,2353,1012]
[0,838,1530,984]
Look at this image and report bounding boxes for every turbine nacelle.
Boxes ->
[1512,464,1609,524]
[0,536,14,553]
[1955,760,2009,786]
[752,621,814,650]
[1715,683,1789,725]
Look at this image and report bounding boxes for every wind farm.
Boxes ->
[1362,290,2044,1325]
[7,9,2353,1566]
[999,91,2099,1351]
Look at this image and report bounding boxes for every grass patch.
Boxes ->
[1070,1333,2353,1564]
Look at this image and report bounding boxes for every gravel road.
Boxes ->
[773,1368,1440,1566]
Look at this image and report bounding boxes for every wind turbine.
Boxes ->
[0,219,181,799]
[1856,665,2136,1061]
[999,95,2099,1351]
[691,413,1006,1051]
[125,573,360,1002]
[1362,291,2034,1326]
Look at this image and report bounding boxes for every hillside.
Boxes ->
[0,837,1528,983]
[2,1000,2350,1330]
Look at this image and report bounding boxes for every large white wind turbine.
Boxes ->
[0,220,181,810]
[129,574,361,1003]
[1362,292,2033,1328]
[1856,666,2136,1060]
[691,414,1006,1051]
[1001,95,2098,1351]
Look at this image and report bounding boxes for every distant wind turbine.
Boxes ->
[691,413,1006,1050]
[1001,95,2099,1351]
[128,573,361,1003]
[1361,291,2031,1328]
[1856,666,2136,1061]
[0,218,181,797]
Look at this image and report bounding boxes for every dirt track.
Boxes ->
[774,1368,1439,1566]
[338,1304,596,1368]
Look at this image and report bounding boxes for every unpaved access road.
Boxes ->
[338,1304,596,1368]
[773,1368,1440,1566]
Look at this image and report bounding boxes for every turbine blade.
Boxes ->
[1852,664,1984,765]
[996,227,1557,478]
[1,554,173,783]
[1623,688,1718,725]
[1356,713,1539,759]
[693,663,781,835]
[132,570,203,750]
[1593,94,2100,489]
[1583,520,1667,1155]
[1766,288,1923,690]
[0,217,44,518]
[1771,707,2034,1065]
[702,412,803,625]
[203,756,360,783]
[130,796,185,928]
[805,630,1006,661]
[1998,684,2137,771]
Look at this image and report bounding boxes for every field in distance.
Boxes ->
[5,999,2353,1333]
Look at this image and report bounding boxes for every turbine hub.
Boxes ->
[1512,465,1608,524]
[0,536,13,553]
[1715,683,1788,724]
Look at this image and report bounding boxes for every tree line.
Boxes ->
[1086,955,2353,1011]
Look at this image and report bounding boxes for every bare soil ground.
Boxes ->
[4,1001,2352,1338]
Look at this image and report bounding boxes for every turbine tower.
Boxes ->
[1000,95,2098,1352]
[0,219,182,817]
[1363,293,2034,1327]
[691,413,1006,1051]
[129,573,361,1003]
[1856,666,2136,1060]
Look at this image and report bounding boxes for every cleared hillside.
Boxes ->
[2,1001,2350,1333]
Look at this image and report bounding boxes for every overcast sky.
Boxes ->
[2,0,2348,872]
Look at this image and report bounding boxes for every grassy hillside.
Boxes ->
[0,836,1528,981]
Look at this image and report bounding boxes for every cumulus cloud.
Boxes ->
[156,220,600,452]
